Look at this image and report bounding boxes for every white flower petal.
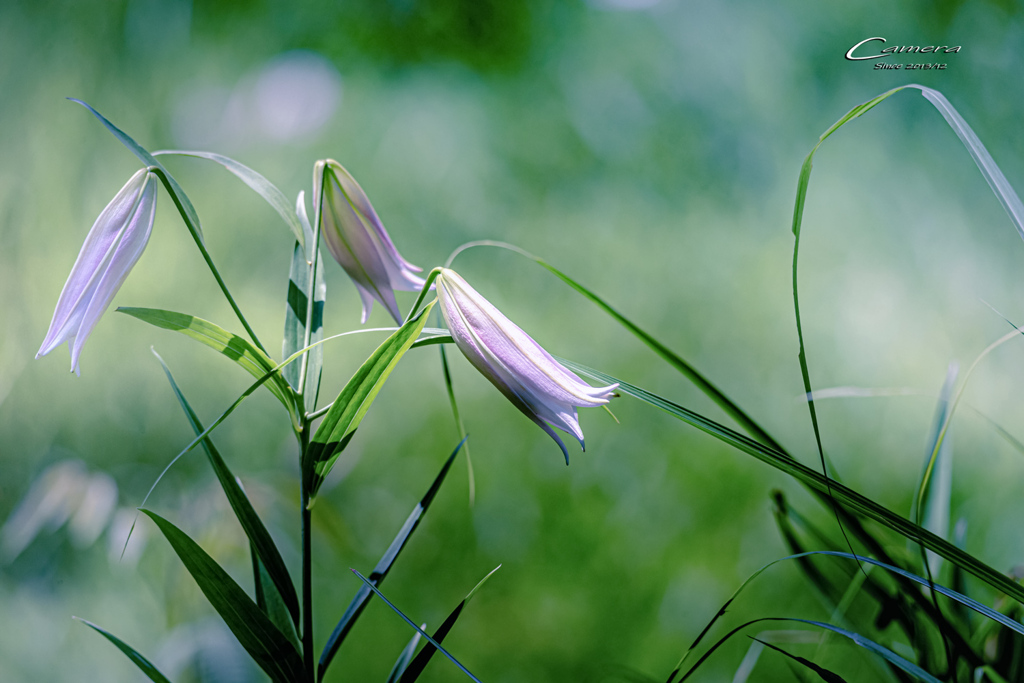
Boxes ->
[437,268,617,462]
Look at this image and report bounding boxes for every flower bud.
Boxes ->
[436,268,617,463]
[37,168,158,375]
[314,160,425,324]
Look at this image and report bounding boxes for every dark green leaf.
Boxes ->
[153,150,304,247]
[318,437,466,681]
[75,618,173,683]
[559,360,1024,609]
[352,569,483,683]
[121,307,297,422]
[304,302,434,500]
[154,351,299,632]
[140,509,304,683]
[253,548,301,651]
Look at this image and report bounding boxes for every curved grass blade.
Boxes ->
[120,307,298,425]
[318,437,467,681]
[789,81,1024,566]
[399,565,500,683]
[677,617,940,683]
[74,618,172,683]
[304,302,434,502]
[387,629,424,683]
[351,569,484,683]
[751,638,848,683]
[155,351,299,632]
[558,361,1024,608]
[153,150,304,248]
[70,99,268,354]
[140,509,303,683]
[789,84,1024,575]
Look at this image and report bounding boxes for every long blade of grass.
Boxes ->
[352,569,484,683]
[558,361,1024,608]
[152,150,304,247]
[74,618,173,683]
[317,438,467,681]
[140,510,303,683]
[154,351,300,632]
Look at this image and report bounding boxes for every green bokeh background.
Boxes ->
[3,1,1024,681]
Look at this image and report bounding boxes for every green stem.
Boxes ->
[300,425,314,683]
[298,174,326,399]
[150,167,268,356]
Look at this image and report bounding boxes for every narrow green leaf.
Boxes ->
[399,565,500,683]
[140,509,303,683]
[318,437,466,681]
[75,618,173,683]
[352,569,483,683]
[559,360,1024,609]
[750,638,848,683]
[304,302,434,500]
[121,307,297,422]
[153,150,304,247]
[283,198,325,411]
[387,630,423,683]
[155,350,300,632]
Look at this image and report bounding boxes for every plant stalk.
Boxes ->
[300,425,314,683]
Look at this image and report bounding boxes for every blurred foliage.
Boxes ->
[5,0,1024,681]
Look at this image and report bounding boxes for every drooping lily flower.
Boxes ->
[37,168,158,375]
[436,268,618,463]
[313,160,425,324]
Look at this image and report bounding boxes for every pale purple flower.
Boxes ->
[37,168,158,375]
[313,160,425,324]
[436,268,618,463]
